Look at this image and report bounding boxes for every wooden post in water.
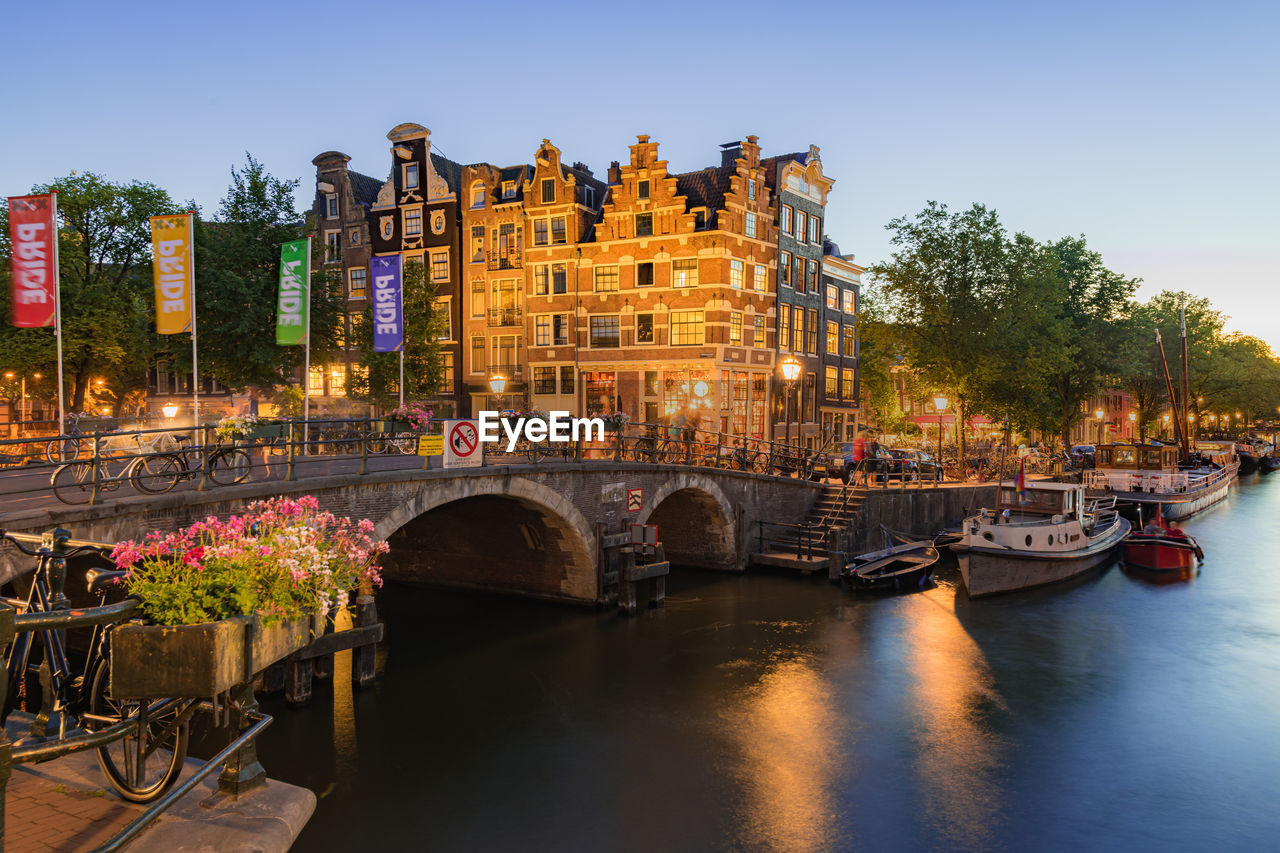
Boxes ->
[351,595,379,689]
[618,546,637,616]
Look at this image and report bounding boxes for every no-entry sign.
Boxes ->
[444,420,482,468]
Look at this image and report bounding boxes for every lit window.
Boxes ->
[673,258,697,288]
[590,316,620,348]
[730,312,743,345]
[807,308,818,353]
[348,268,367,300]
[595,265,619,292]
[308,367,324,394]
[843,289,856,314]
[471,279,484,317]
[471,182,485,208]
[753,264,766,292]
[842,326,855,357]
[636,313,654,344]
[534,366,556,395]
[745,211,756,238]
[729,259,743,288]
[826,285,838,309]
[779,252,791,287]
[441,352,454,395]
[826,321,838,355]
[670,310,704,346]
[826,366,838,396]
[404,163,419,190]
[793,307,804,353]
[471,337,485,372]
[780,305,791,350]
[541,179,555,204]
[753,315,765,348]
[403,208,422,237]
[842,368,855,399]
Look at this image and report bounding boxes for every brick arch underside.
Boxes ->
[376,479,597,603]
[640,477,738,571]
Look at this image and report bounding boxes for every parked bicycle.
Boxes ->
[44,413,95,463]
[49,436,180,505]
[130,435,253,495]
[1,529,197,802]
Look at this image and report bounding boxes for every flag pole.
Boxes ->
[399,351,405,409]
[303,235,312,450]
[51,192,66,434]
[189,211,199,427]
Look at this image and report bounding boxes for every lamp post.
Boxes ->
[162,403,178,422]
[933,394,948,466]
[1095,408,1105,445]
[488,373,507,414]
[779,356,802,449]
[1163,413,1171,440]
[1128,410,1137,440]
[5,371,43,434]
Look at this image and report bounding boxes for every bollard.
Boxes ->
[359,418,370,476]
[218,681,268,795]
[197,425,212,491]
[285,423,297,481]
[91,433,102,504]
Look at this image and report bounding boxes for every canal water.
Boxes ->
[258,476,1280,852]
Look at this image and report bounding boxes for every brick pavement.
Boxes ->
[5,766,135,853]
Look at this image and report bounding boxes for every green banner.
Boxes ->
[276,239,310,346]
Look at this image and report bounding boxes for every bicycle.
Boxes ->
[49,438,175,505]
[1,529,196,802]
[130,435,252,495]
[45,413,94,463]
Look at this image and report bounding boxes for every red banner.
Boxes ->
[7,193,57,327]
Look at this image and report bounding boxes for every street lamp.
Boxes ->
[933,394,948,470]
[162,403,179,420]
[1128,410,1137,439]
[1095,408,1105,445]
[5,371,42,433]
[1163,413,1171,439]
[779,356,802,448]
[488,373,507,414]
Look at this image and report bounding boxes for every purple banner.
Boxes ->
[371,254,403,353]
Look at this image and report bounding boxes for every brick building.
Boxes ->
[818,241,862,442]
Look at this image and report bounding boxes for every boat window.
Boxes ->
[1025,535,1033,547]
[1000,487,1063,512]
[1115,448,1137,466]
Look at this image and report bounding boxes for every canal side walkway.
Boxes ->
[4,714,313,853]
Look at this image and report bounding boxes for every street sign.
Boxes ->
[443,420,482,468]
[627,488,643,512]
[417,434,443,457]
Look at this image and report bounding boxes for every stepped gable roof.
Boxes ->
[674,164,733,226]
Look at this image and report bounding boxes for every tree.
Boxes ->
[174,155,343,392]
[346,260,446,411]
[0,173,180,413]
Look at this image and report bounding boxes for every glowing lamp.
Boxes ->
[162,404,179,419]
[488,374,507,395]
[692,380,709,398]
[933,395,948,411]
[779,356,801,384]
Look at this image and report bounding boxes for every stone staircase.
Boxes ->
[751,483,868,572]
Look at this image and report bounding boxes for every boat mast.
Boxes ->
[1156,329,1186,461]
[1179,297,1192,459]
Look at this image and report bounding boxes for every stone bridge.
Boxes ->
[0,463,821,605]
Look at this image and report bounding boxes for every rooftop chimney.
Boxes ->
[607,160,622,185]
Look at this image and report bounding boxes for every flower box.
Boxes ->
[376,420,414,434]
[110,614,314,699]
[248,423,288,440]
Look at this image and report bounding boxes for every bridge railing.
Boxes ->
[0,417,835,509]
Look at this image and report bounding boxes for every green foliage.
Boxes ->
[346,260,446,411]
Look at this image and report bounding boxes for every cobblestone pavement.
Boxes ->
[5,765,135,853]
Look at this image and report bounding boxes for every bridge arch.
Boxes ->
[638,473,739,571]
[378,476,598,602]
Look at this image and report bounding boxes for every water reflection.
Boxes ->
[901,588,1006,851]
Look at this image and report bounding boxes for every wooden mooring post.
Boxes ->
[616,537,670,617]
[260,594,384,706]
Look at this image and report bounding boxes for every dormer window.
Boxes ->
[502,181,516,199]
[694,210,707,230]
[747,178,756,200]
[403,163,419,190]
[471,182,485,209]
[325,193,338,219]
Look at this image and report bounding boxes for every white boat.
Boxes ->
[955,481,1130,597]
[1084,442,1236,521]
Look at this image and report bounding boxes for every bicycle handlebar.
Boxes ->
[1,530,115,558]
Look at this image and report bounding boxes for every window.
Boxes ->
[430,250,449,282]
[490,278,518,312]
[779,252,791,287]
[325,231,341,263]
[809,260,819,290]
[329,363,347,397]
[490,335,521,372]
[753,315,765,348]
[670,310,704,346]
[471,279,484,317]
[842,368,855,400]
[635,212,653,237]
[497,222,520,260]
[796,210,806,240]
[534,314,569,347]
[745,211,757,238]
[825,285,838,309]
[781,205,792,234]
[673,258,697,288]
[552,262,566,294]
[325,193,338,219]
[534,265,549,296]
[826,321,839,355]
[842,289,856,314]
[471,336,485,372]
[694,210,706,230]
[533,219,548,246]
[584,371,615,415]
[334,317,347,350]
[595,265,619,292]
[471,182,485,208]
[471,226,485,263]
[826,366,838,397]
[541,178,555,204]
[843,326,855,357]
[348,268,367,300]
[590,316,620,348]
[637,179,650,199]
[533,264,565,296]
[309,366,325,395]
[502,181,516,199]
[550,216,567,245]
[437,297,452,341]
[780,305,791,351]
[404,163,419,190]
[747,178,756,200]
[636,261,654,287]
[403,208,422,237]
[560,366,574,394]
[533,366,556,395]
[793,306,805,353]
[730,312,743,345]
[582,186,595,207]
[809,215,820,243]
[807,308,818,353]
[753,264,766,292]
[729,259,743,288]
[636,313,654,344]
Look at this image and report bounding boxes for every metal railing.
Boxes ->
[487,307,523,327]
[486,251,522,270]
[756,520,825,560]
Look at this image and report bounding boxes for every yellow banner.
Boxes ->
[151,214,193,334]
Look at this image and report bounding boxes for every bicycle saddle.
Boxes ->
[85,567,127,595]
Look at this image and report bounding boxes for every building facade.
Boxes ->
[818,242,862,443]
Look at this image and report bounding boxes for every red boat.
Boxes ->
[1122,525,1204,572]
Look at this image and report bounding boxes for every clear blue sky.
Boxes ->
[6,0,1277,346]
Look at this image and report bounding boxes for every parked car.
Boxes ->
[1069,444,1097,468]
[828,443,896,484]
[890,449,944,482]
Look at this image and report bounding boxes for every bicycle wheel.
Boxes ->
[88,660,189,804]
[386,435,416,455]
[366,433,388,455]
[46,436,83,464]
[131,454,182,494]
[51,461,95,505]
[209,448,252,485]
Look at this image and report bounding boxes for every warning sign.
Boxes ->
[417,434,444,456]
[444,420,482,469]
[627,488,643,512]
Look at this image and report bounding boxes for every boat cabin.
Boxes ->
[997,481,1082,516]
[1095,443,1179,472]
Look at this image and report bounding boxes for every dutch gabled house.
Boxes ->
[819,238,862,443]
